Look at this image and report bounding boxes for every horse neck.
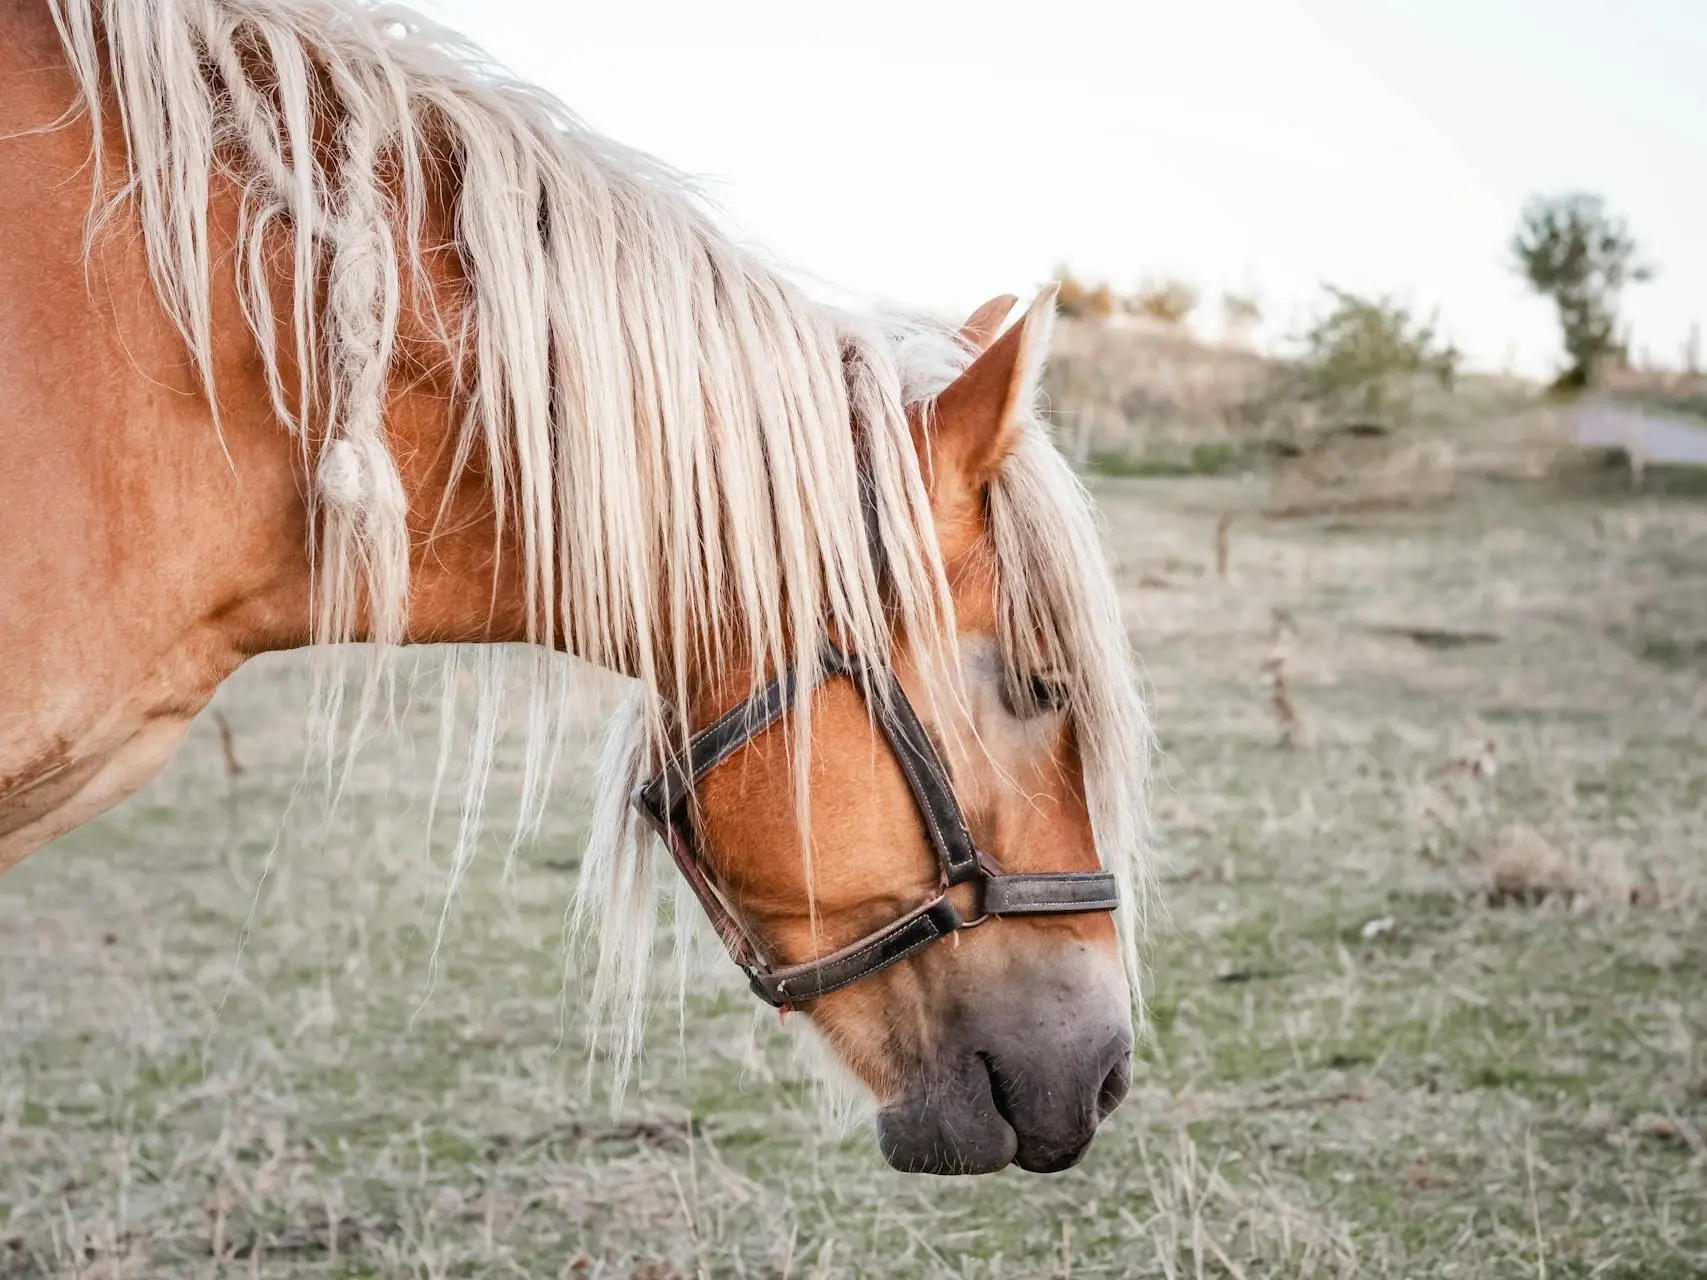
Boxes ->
[375,379,537,649]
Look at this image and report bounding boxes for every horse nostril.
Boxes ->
[1096,1046,1132,1119]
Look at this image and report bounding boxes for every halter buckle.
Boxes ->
[951,865,991,929]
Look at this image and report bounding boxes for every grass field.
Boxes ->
[3,470,1705,1278]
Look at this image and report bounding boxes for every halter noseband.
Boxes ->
[629,481,1119,1008]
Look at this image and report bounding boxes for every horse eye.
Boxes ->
[1005,672,1069,719]
[1032,675,1069,711]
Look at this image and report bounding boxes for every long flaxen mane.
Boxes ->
[46,0,1152,1083]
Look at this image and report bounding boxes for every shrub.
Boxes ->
[1130,276,1200,328]
[1055,265,1116,321]
[1287,285,1459,424]
[1510,193,1653,391]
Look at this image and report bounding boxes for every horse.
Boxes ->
[0,0,1153,1176]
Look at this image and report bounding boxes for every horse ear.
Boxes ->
[931,287,1056,490]
[958,294,1019,354]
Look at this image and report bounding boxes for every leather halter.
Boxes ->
[629,481,1119,1008]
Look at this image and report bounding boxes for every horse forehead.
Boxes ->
[945,533,1000,630]
[956,633,1005,684]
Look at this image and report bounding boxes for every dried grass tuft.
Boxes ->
[1473,826,1639,911]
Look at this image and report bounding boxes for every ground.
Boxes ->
[3,470,1704,1278]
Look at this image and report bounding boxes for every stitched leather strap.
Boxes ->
[982,870,1120,915]
[632,663,804,828]
[745,871,1120,1005]
[659,819,764,973]
[827,647,981,886]
[748,895,964,1005]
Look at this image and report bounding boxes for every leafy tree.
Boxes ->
[1510,193,1653,390]
[1291,285,1459,423]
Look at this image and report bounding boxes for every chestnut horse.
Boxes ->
[0,0,1152,1175]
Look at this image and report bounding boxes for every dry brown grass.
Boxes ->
[1041,316,1562,480]
[1264,436,1459,519]
[1040,318,1273,467]
[3,470,1705,1276]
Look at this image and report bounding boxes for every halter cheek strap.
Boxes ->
[630,643,1118,1008]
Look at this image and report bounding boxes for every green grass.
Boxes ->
[1086,441,1254,478]
[3,477,1705,1276]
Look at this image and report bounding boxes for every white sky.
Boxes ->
[418,0,1705,379]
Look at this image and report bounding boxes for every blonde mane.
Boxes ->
[47,0,1151,1086]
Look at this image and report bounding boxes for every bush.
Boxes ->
[1130,276,1199,328]
[1510,193,1653,391]
[1085,440,1250,478]
[1286,285,1459,424]
[1055,265,1116,321]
